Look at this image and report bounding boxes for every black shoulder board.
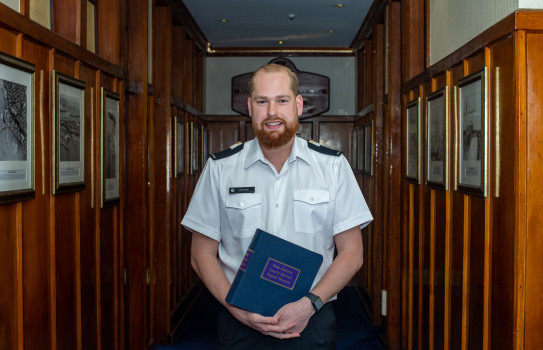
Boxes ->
[307,140,343,156]
[209,142,244,160]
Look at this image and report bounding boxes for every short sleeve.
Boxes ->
[181,160,222,241]
[331,156,373,235]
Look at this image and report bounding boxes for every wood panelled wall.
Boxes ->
[0,0,205,349]
[0,1,125,350]
[400,9,543,350]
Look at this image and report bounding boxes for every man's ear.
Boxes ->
[247,97,253,117]
[296,95,304,117]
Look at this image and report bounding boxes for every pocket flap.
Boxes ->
[293,190,329,205]
[225,193,262,209]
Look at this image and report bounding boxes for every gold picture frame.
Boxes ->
[425,87,448,190]
[405,97,421,183]
[456,68,487,197]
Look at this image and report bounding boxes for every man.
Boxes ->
[181,63,373,349]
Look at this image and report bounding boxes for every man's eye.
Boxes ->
[278,99,288,104]
[256,100,267,105]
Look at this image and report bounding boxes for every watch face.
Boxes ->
[314,297,323,310]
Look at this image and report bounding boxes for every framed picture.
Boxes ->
[100,88,120,207]
[52,71,85,193]
[174,115,184,177]
[350,128,358,170]
[425,87,448,189]
[457,69,487,196]
[201,124,208,168]
[357,126,365,172]
[363,122,373,175]
[405,98,421,183]
[0,52,35,204]
[190,121,199,174]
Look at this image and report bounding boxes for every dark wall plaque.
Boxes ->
[231,57,330,119]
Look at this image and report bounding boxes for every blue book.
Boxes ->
[225,228,323,316]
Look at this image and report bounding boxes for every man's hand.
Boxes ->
[227,305,301,339]
[273,296,315,335]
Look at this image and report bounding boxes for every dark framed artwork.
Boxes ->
[425,87,448,189]
[190,121,199,174]
[350,128,358,170]
[100,88,120,207]
[0,52,35,204]
[201,124,208,168]
[405,98,421,183]
[174,115,184,177]
[52,71,85,193]
[357,126,365,172]
[457,68,487,196]
[363,122,373,175]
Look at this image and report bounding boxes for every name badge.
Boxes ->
[229,187,255,194]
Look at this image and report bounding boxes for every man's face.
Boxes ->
[248,71,303,148]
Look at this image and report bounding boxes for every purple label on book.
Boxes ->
[260,258,301,290]
[240,249,253,271]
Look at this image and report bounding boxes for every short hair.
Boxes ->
[248,63,299,97]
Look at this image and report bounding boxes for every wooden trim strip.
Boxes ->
[429,190,436,350]
[49,196,57,349]
[75,193,82,350]
[408,184,414,350]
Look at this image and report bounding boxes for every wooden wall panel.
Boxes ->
[52,0,81,43]
[97,0,120,64]
[525,31,543,350]
[0,206,17,350]
[488,35,515,350]
[207,122,240,154]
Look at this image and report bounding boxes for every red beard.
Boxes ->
[254,117,299,148]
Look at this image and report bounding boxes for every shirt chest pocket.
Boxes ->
[293,190,330,233]
[225,193,262,238]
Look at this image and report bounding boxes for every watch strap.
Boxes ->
[305,292,324,313]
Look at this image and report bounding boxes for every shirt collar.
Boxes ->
[244,137,312,169]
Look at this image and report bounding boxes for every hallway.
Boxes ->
[156,286,383,350]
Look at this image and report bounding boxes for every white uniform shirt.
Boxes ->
[181,137,373,297]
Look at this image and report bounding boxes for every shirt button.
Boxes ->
[240,202,245,207]
[310,197,314,202]
[275,204,279,208]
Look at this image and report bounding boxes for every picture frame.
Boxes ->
[174,115,184,177]
[357,126,365,172]
[100,88,120,207]
[405,97,421,183]
[52,71,85,194]
[350,128,358,170]
[425,87,448,189]
[190,121,199,174]
[456,68,487,197]
[201,124,208,168]
[0,52,35,204]
[363,122,373,175]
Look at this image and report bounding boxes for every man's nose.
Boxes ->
[267,101,278,116]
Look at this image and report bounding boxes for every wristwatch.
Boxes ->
[305,292,324,313]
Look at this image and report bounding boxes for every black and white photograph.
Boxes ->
[52,71,85,193]
[0,52,34,203]
[175,115,184,177]
[426,87,448,188]
[101,88,120,206]
[457,69,487,196]
[350,128,358,170]
[405,98,420,182]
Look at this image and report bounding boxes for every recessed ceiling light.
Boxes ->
[219,19,228,23]
[335,4,345,8]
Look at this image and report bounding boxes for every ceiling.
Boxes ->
[181,0,375,52]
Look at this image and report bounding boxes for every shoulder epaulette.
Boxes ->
[209,142,244,160]
[307,140,343,156]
